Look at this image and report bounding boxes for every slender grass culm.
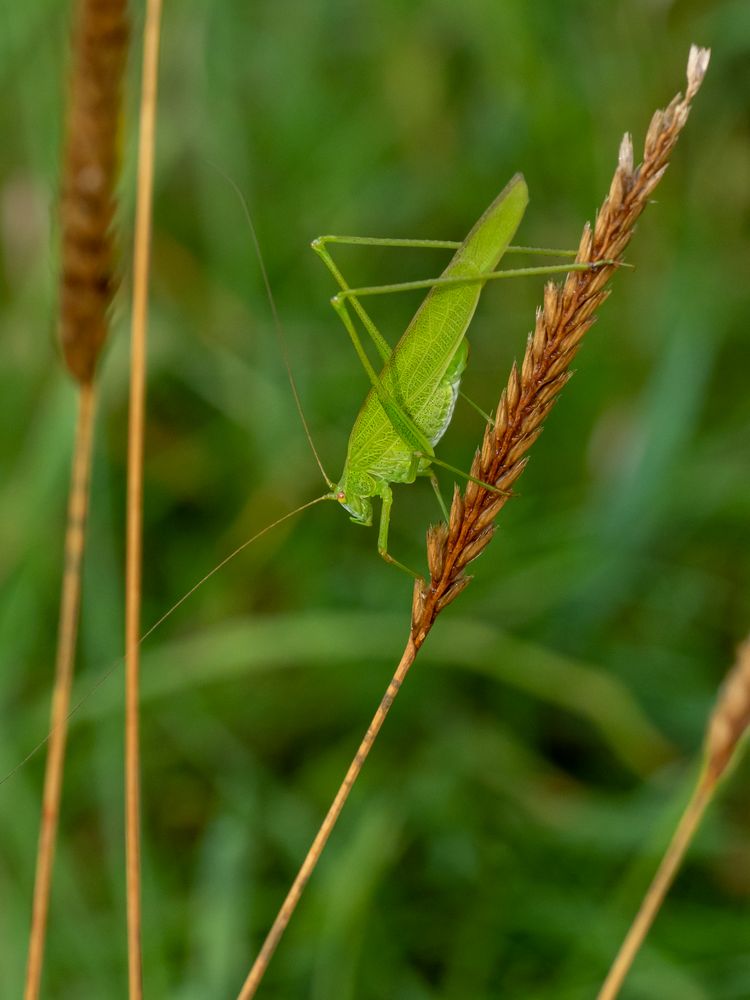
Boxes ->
[24,3,128,998]
[124,1,164,996]
[237,45,711,999]
[598,634,750,1000]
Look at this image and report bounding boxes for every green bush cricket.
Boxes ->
[308,173,606,575]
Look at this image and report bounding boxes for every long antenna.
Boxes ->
[211,164,334,488]
[0,493,332,789]
[139,493,330,641]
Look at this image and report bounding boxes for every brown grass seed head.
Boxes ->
[412,45,710,642]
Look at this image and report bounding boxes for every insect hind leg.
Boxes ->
[311,237,391,364]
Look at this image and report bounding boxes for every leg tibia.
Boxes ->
[376,483,421,578]
[334,260,611,302]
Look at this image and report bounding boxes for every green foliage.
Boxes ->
[2,1,750,996]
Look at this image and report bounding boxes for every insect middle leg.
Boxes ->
[428,473,449,521]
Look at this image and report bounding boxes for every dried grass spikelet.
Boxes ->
[704,636,750,785]
[411,45,711,645]
[59,0,129,383]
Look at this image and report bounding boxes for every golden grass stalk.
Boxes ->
[124,0,164,996]
[24,2,127,997]
[24,383,96,1000]
[236,45,710,999]
[598,633,750,1000]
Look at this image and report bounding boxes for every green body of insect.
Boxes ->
[336,173,526,507]
[312,172,591,573]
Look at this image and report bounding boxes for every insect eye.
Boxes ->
[337,491,346,501]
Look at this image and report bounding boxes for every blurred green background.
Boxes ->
[2,1,749,997]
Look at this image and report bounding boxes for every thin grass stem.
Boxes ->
[236,639,417,999]
[24,381,96,1000]
[596,775,713,1000]
[125,1,163,995]
[599,632,750,998]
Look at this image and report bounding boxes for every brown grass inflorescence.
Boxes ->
[59,0,128,383]
[412,44,711,644]
[705,635,750,784]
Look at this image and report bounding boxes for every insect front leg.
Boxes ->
[376,482,421,579]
